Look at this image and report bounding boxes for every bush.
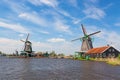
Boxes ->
[118,54,120,59]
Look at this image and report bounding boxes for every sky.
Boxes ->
[0,0,120,55]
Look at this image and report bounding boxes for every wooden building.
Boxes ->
[86,46,120,58]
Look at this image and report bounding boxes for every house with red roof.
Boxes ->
[86,46,120,58]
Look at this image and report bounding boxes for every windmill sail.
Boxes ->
[71,37,82,42]
[26,33,29,41]
[81,24,87,36]
[88,31,101,37]
[72,24,101,52]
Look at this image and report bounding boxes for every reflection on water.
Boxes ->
[0,57,120,80]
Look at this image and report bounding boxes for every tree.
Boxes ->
[49,51,57,57]
[0,51,2,54]
[43,51,49,57]
[58,53,65,58]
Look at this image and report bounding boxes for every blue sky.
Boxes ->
[0,0,120,55]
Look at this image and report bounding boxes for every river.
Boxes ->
[0,57,120,80]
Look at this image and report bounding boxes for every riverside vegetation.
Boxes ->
[74,54,120,66]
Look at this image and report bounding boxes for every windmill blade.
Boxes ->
[81,24,87,36]
[20,40,25,42]
[26,33,29,41]
[71,37,82,42]
[88,31,101,37]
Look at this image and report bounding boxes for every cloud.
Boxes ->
[32,40,80,55]
[0,38,22,54]
[39,30,50,34]
[3,0,28,14]
[115,23,120,26]
[54,19,72,34]
[29,0,78,27]
[19,34,24,37]
[83,25,120,50]
[28,0,58,8]
[97,30,120,50]
[0,21,30,33]
[0,37,79,55]
[19,12,48,27]
[72,17,88,24]
[19,12,72,34]
[47,38,65,43]
[89,0,99,3]
[103,3,113,9]
[68,0,78,7]
[106,32,120,49]
[83,6,106,20]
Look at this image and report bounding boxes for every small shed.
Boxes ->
[86,46,120,58]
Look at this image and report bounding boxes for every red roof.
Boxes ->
[86,46,110,54]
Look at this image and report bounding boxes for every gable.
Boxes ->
[104,47,120,53]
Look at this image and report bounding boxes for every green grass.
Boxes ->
[74,56,120,65]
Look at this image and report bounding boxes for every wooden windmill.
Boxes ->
[72,24,101,52]
[20,33,33,57]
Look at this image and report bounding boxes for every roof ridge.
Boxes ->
[86,46,111,54]
[93,46,110,49]
[101,46,111,53]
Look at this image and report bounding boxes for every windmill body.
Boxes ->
[72,24,101,52]
[81,37,93,51]
[24,41,32,53]
[20,33,33,57]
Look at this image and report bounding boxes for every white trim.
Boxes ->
[101,46,111,53]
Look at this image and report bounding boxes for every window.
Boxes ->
[109,49,111,52]
[112,53,115,58]
[103,53,106,58]
[100,54,102,58]
[97,54,99,58]
[112,49,115,52]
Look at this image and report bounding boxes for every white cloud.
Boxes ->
[29,0,58,8]
[47,38,65,43]
[57,9,72,18]
[103,3,113,9]
[115,23,120,26]
[3,0,28,14]
[83,6,106,20]
[54,19,72,34]
[19,12,48,27]
[19,34,24,37]
[19,12,72,34]
[89,0,99,3]
[83,25,120,51]
[39,30,50,34]
[0,38,22,54]
[0,37,79,55]
[0,21,30,33]
[68,0,78,7]
[72,17,88,24]
[102,31,120,50]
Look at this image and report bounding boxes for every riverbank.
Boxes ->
[93,58,120,65]
[75,57,120,65]
[6,55,120,65]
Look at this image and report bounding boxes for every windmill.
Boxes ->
[72,24,101,52]
[20,33,33,57]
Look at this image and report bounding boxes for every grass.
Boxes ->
[90,58,120,65]
[74,56,120,65]
[106,58,120,65]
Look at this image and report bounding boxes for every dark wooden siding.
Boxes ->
[104,47,119,58]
